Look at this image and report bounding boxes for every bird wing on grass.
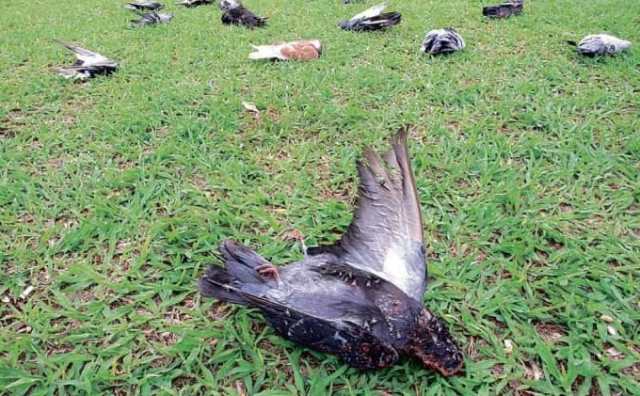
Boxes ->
[339,2,401,32]
[176,0,212,7]
[56,41,118,80]
[125,1,164,11]
[306,128,426,302]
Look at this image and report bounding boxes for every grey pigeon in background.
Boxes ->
[573,34,631,56]
[131,10,174,26]
[200,129,465,376]
[56,41,118,81]
[176,0,212,7]
[219,0,267,29]
[339,2,401,32]
[482,0,523,18]
[125,1,164,11]
[421,28,465,55]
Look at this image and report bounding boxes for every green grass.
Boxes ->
[1,0,640,394]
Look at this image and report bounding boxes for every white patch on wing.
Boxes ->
[381,243,414,296]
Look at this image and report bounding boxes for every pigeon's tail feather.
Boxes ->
[249,44,281,60]
[200,240,277,304]
[199,266,248,304]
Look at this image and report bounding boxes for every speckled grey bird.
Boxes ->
[421,28,465,55]
[339,2,401,32]
[176,0,212,7]
[56,41,118,81]
[574,34,631,56]
[200,129,465,376]
[219,0,266,29]
[482,0,523,18]
[131,10,173,27]
[125,1,164,11]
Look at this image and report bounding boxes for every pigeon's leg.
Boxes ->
[256,263,280,281]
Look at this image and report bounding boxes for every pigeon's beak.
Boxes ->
[406,309,464,376]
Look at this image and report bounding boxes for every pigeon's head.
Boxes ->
[406,309,464,376]
[219,0,240,11]
[309,40,322,55]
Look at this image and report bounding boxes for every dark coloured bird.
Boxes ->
[570,34,631,56]
[339,2,401,32]
[125,1,164,11]
[176,0,212,7]
[219,0,266,29]
[131,10,174,27]
[421,28,465,55]
[55,41,118,80]
[482,0,523,18]
[200,129,465,376]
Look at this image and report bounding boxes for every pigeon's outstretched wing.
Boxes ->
[56,41,118,80]
[309,128,426,301]
[339,3,401,32]
[125,1,164,11]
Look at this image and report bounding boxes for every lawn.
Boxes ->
[1,0,639,394]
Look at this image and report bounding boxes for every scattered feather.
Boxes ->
[503,339,513,354]
[20,285,34,300]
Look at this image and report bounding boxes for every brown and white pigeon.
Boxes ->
[572,34,631,56]
[131,10,173,26]
[421,28,465,55]
[249,40,322,61]
[200,129,465,376]
[176,0,212,7]
[125,1,164,11]
[219,0,266,29]
[482,0,523,18]
[56,41,118,80]
[339,2,401,32]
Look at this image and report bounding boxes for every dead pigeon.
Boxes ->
[249,40,322,61]
[571,34,631,56]
[125,1,164,11]
[482,0,523,18]
[421,28,465,55]
[219,0,266,28]
[200,129,465,376]
[131,10,173,26]
[339,2,401,32]
[176,0,212,7]
[56,41,118,80]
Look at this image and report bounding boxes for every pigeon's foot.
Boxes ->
[256,263,280,281]
[405,309,464,376]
